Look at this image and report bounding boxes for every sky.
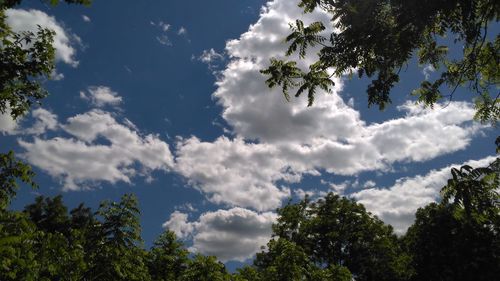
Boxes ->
[1,0,498,269]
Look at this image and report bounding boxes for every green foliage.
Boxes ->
[255,238,317,281]
[404,203,500,281]
[180,254,231,281]
[0,18,55,119]
[0,0,92,213]
[0,163,499,281]
[266,193,410,281]
[441,158,499,222]
[403,157,500,281]
[0,0,91,9]
[0,0,93,119]
[24,195,71,235]
[0,151,36,210]
[286,20,326,58]
[261,0,500,123]
[232,266,262,281]
[147,230,189,281]
[0,211,38,281]
[87,194,151,281]
[261,58,303,102]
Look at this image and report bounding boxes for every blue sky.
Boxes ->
[1,0,498,268]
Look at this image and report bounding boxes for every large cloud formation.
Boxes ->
[168,0,490,262]
[174,0,482,212]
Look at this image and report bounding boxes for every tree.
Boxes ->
[24,195,71,235]
[261,0,499,124]
[0,0,93,205]
[0,209,39,281]
[147,230,189,281]
[85,194,151,281]
[0,0,91,119]
[180,254,231,281]
[0,151,36,210]
[254,238,352,281]
[232,265,263,281]
[441,157,499,222]
[264,193,410,281]
[403,158,500,281]
[404,202,500,281]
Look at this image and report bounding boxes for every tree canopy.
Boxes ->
[1,159,498,280]
[261,0,499,124]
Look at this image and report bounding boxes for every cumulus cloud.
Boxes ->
[80,86,123,108]
[163,211,195,239]
[352,156,498,234]
[23,108,58,135]
[6,9,79,67]
[19,109,174,190]
[174,137,292,211]
[163,208,276,262]
[173,0,484,212]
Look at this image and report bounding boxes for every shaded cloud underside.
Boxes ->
[164,208,276,262]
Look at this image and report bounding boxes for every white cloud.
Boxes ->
[80,86,123,108]
[325,180,350,194]
[352,156,498,234]
[173,0,484,211]
[51,70,65,81]
[6,9,79,67]
[164,208,276,262]
[422,64,435,80]
[178,26,187,35]
[19,109,174,190]
[151,20,172,46]
[198,48,225,71]
[0,108,17,135]
[156,35,171,46]
[157,21,171,32]
[163,211,195,239]
[82,15,91,22]
[174,137,292,211]
[24,108,58,135]
[363,180,376,189]
[199,48,224,63]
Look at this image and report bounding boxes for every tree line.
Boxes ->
[1,156,498,280]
